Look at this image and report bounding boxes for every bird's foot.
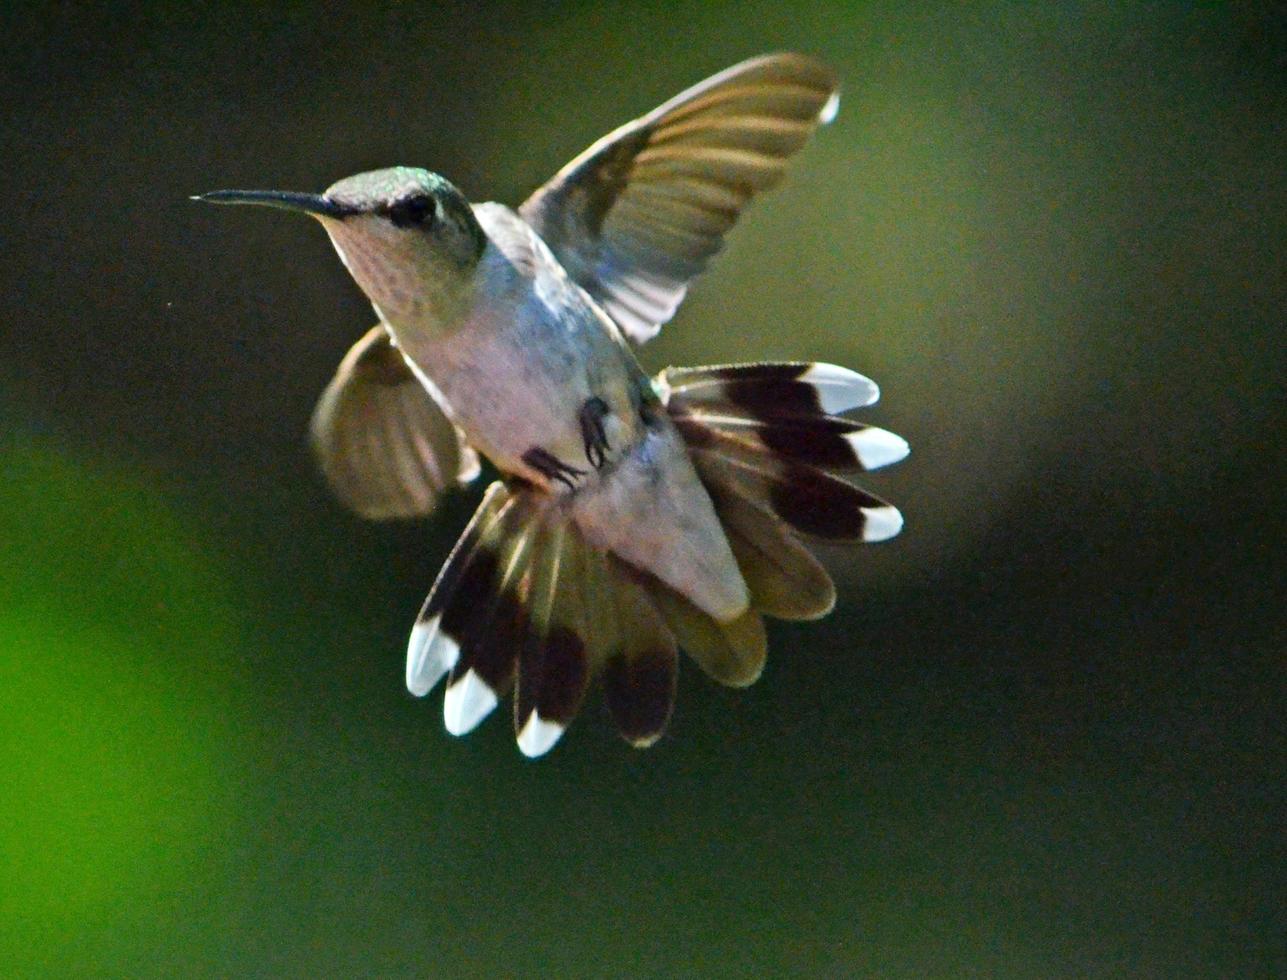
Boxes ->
[522,446,585,490]
[579,396,611,469]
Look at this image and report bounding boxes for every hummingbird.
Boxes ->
[196,53,909,757]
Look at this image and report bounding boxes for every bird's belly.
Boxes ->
[392,304,626,482]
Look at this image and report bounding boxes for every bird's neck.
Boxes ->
[374,269,475,337]
[333,241,478,339]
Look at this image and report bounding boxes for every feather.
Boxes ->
[642,572,768,688]
[708,486,836,621]
[668,406,908,473]
[600,557,679,747]
[440,500,539,736]
[405,482,513,698]
[663,361,880,418]
[679,417,903,543]
[514,521,593,757]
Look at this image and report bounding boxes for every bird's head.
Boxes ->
[196,167,486,323]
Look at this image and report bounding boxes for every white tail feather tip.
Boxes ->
[861,505,904,542]
[801,363,880,413]
[443,669,499,736]
[847,427,910,470]
[406,618,458,697]
[819,91,840,124]
[517,713,566,758]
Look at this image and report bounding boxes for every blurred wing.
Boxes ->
[310,324,480,519]
[519,52,839,344]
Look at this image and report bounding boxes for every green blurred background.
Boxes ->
[1,2,1282,976]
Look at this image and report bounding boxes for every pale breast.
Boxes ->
[395,204,644,485]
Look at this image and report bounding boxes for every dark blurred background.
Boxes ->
[1,2,1282,976]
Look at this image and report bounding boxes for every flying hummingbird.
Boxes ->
[196,53,909,757]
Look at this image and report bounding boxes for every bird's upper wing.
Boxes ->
[310,324,480,519]
[518,52,839,344]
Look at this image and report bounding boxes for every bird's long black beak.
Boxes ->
[190,189,350,218]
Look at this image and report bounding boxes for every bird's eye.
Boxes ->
[388,194,436,228]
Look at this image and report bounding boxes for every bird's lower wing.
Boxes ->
[310,324,480,519]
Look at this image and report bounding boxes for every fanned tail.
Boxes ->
[405,360,907,757]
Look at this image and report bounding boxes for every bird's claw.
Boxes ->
[580,396,611,469]
[522,446,585,490]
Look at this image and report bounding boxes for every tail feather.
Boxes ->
[642,572,768,688]
[601,557,678,747]
[441,504,537,736]
[670,406,908,473]
[663,361,880,417]
[407,485,664,757]
[666,359,906,611]
[579,545,619,671]
[515,521,592,757]
[405,482,512,698]
[711,488,835,621]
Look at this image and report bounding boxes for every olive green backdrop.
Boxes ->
[1,2,1282,976]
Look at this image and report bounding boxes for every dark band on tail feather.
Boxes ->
[602,650,676,745]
